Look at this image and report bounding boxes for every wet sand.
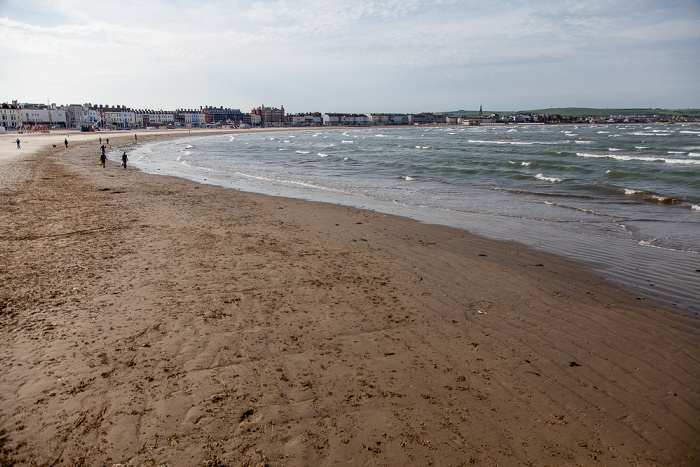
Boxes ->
[0,131,698,465]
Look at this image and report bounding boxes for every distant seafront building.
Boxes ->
[202,106,245,127]
[289,112,322,126]
[323,113,369,126]
[175,109,206,128]
[2,99,695,131]
[251,105,285,127]
[19,104,66,128]
[0,101,22,129]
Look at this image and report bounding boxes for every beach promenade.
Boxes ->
[0,130,698,465]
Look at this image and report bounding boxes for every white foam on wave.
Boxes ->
[573,140,592,144]
[689,153,700,158]
[635,146,649,150]
[680,130,700,135]
[536,173,562,183]
[342,140,354,144]
[608,148,621,152]
[415,145,431,149]
[691,205,700,211]
[468,139,533,145]
[521,162,531,167]
[633,131,670,137]
[296,150,311,154]
[228,136,236,142]
[375,134,388,137]
[576,152,700,165]
[318,153,329,157]
[624,188,643,195]
[668,151,685,154]
[400,175,416,181]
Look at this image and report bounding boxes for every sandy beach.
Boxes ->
[1,130,698,465]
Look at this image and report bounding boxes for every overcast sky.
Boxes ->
[1,0,699,114]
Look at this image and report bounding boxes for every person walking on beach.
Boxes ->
[64,138,68,148]
[135,134,137,141]
[106,138,109,146]
[121,151,128,169]
[16,138,20,149]
[99,137,102,145]
[100,145,106,167]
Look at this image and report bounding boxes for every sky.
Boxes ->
[1,0,699,114]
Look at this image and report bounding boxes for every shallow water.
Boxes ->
[119,124,700,316]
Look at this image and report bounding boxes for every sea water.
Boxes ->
[119,124,700,316]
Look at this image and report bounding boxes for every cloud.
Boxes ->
[1,0,699,111]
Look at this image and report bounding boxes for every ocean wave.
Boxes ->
[468,139,533,145]
[536,173,562,183]
[623,188,683,205]
[521,162,531,167]
[342,140,354,144]
[491,187,593,199]
[691,205,700,211]
[296,150,311,154]
[543,200,607,216]
[633,132,671,137]
[400,175,416,181]
[318,153,329,157]
[576,152,700,165]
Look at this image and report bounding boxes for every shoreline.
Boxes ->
[1,133,699,465]
[114,127,700,317]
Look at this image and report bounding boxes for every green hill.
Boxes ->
[440,108,700,118]
[523,108,700,118]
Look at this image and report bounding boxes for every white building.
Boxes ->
[20,105,67,127]
[0,102,22,129]
[290,113,322,126]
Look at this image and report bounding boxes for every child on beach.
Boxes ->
[100,145,106,167]
[16,138,20,149]
[121,151,128,169]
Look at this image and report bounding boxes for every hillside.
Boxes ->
[440,108,700,118]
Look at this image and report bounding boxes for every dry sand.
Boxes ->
[0,131,698,466]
